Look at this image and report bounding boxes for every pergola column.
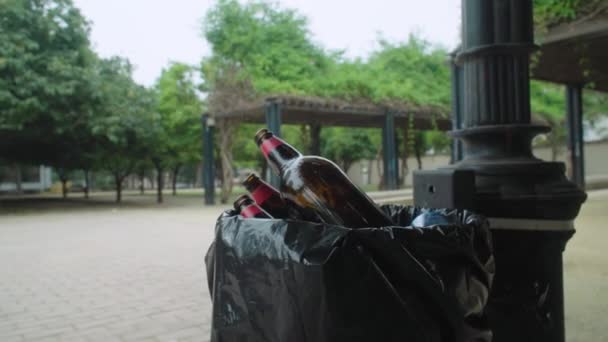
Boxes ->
[450,56,464,163]
[201,114,215,205]
[382,110,399,190]
[566,84,585,189]
[265,100,282,187]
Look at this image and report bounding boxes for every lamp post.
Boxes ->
[454,1,586,340]
[415,1,587,341]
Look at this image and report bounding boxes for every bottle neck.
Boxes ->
[243,175,262,193]
[250,182,275,205]
[240,204,264,218]
[259,135,301,173]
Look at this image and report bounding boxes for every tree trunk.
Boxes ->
[550,127,560,162]
[342,160,353,174]
[551,141,558,162]
[57,168,69,199]
[154,163,163,204]
[61,179,68,199]
[195,162,203,188]
[218,119,236,204]
[13,163,22,194]
[83,170,90,199]
[113,173,123,203]
[309,123,322,155]
[171,164,181,196]
[90,172,96,191]
[367,159,373,185]
[414,142,423,170]
[138,170,145,195]
[300,125,311,154]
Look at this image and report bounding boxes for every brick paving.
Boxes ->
[1,190,608,342]
[0,204,221,342]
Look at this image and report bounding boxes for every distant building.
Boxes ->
[0,165,53,193]
[585,116,608,142]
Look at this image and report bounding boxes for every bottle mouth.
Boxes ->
[254,128,273,146]
[233,194,253,210]
[242,173,258,189]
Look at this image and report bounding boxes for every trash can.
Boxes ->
[205,205,495,342]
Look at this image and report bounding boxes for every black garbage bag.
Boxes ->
[205,205,494,342]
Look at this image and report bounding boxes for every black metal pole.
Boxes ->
[265,100,282,188]
[382,110,399,190]
[451,1,587,341]
[202,114,215,205]
[566,84,586,189]
[450,55,464,163]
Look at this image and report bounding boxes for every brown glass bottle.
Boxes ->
[255,128,393,228]
[242,173,289,218]
[233,195,273,219]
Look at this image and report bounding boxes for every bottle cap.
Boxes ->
[254,128,273,146]
[242,173,259,189]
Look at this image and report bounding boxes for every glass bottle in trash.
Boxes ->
[255,128,392,228]
[242,173,289,218]
[234,195,273,219]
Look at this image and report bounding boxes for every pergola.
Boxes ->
[201,96,450,204]
[531,13,608,188]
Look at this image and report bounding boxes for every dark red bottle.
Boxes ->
[242,173,289,218]
[233,195,273,219]
[255,128,393,228]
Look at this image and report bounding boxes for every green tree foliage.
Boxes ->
[321,128,376,173]
[203,0,330,95]
[202,0,335,195]
[155,62,203,195]
[0,0,96,167]
[531,80,608,123]
[318,37,451,107]
[91,57,156,202]
[0,0,101,198]
[202,0,453,179]
[534,0,607,29]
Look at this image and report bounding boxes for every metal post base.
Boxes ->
[488,230,573,342]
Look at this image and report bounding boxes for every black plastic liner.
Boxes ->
[205,205,495,342]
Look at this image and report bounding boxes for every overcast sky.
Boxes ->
[73,0,461,86]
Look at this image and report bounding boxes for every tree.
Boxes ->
[91,57,155,203]
[321,128,376,173]
[0,0,96,171]
[133,159,153,195]
[203,0,330,95]
[155,62,203,196]
[318,36,452,108]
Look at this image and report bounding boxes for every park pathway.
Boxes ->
[0,204,219,342]
[1,190,608,341]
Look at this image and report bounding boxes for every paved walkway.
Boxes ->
[1,190,607,342]
[0,204,220,342]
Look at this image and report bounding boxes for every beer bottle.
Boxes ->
[255,128,393,228]
[242,173,289,218]
[233,194,273,219]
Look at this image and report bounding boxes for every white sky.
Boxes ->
[73,0,461,86]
